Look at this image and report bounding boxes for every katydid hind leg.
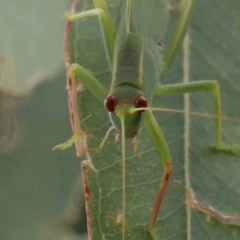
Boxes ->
[144,111,172,238]
[163,0,195,72]
[154,81,240,154]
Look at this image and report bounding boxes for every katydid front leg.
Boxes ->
[52,71,82,151]
[154,81,240,154]
[53,64,108,150]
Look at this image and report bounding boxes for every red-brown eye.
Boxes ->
[134,95,148,113]
[104,94,118,112]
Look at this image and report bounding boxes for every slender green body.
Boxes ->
[113,0,168,95]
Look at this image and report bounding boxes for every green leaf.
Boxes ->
[67,0,240,239]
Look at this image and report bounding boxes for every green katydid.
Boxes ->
[54,0,240,239]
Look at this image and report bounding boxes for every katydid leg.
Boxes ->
[64,5,115,69]
[53,72,82,151]
[144,110,172,238]
[68,64,108,102]
[53,63,108,150]
[154,81,240,153]
[163,0,195,72]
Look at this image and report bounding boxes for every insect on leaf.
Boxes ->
[66,0,240,239]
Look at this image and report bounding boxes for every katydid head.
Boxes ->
[104,84,148,138]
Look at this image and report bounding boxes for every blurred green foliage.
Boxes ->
[0,0,67,91]
[0,1,87,239]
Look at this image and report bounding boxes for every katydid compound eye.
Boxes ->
[104,94,118,113]
[134,95,148,113]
